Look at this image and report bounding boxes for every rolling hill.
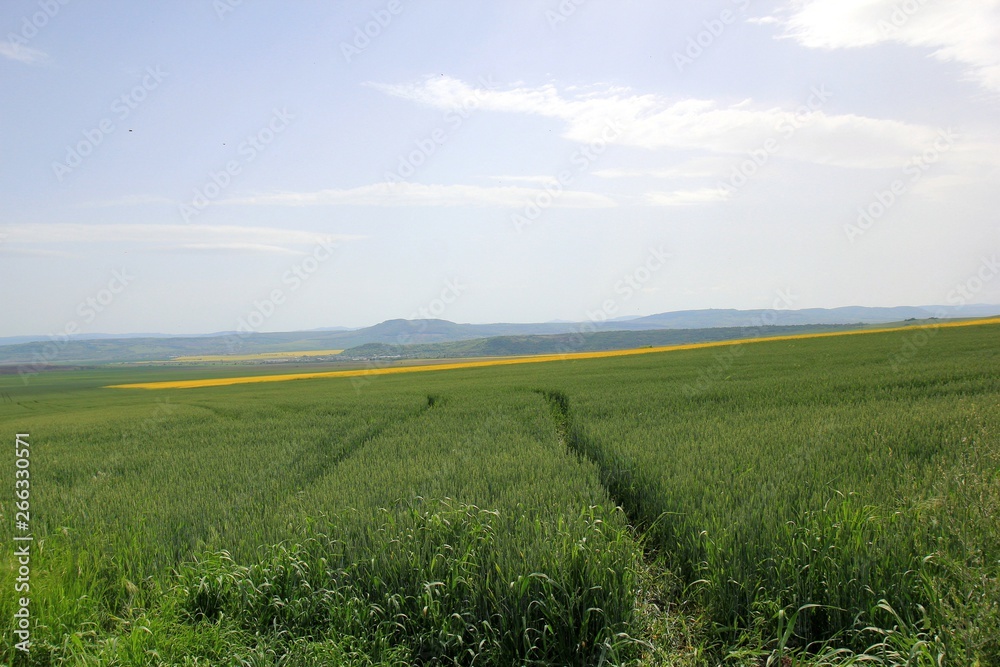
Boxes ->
[1,305,997,366]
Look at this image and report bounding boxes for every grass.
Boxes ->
[0,321,997,664]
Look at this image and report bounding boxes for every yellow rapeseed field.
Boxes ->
[107,317,1000,390]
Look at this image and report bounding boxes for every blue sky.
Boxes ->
[2,0,999,336]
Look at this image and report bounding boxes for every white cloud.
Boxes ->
[82,195,177,208]
[168,243,307,255]
[0,247,75,259]
[777,0,1000,93]
[482,174,563,186]
[0,40,48,64]
[593,164,719,179]
[0,224,360,254]
[644,188,733,206]
[373,75,944,169]
[223,182,616,208]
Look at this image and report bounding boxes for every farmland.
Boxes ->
[106,317,1000,390]
[169,350,346,363]
[1,322,998,665]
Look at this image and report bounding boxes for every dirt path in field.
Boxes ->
[539,389,643,527]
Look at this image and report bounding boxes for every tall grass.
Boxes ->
[0,324,997,663]
[0,386,643,664]
[175,500,640,664]
[558,326,1000,656]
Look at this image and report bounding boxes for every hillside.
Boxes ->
[338,323,865,360]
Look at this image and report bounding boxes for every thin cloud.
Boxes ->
[82,195,177,208]
[223,182,616,208]
[373,75,944,169]
[594,165,718,179]
[0,247,75,259]
[0,224,361,254]
[482,175,563,186]
[169,243,307,255]
[644,188,733,206]
[0,40,48,65]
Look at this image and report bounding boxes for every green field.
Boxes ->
[1,323,998,665]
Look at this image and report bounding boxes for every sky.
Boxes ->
[2,0,999,337]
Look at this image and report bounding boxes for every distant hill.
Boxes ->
[338,324,867,361]
[624,305,1000,329]
[0,332,195,346]
[1,305,997,366]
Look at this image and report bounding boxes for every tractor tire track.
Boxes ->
[538,389,646,531]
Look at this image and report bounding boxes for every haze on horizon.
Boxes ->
[2,0,999,337]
